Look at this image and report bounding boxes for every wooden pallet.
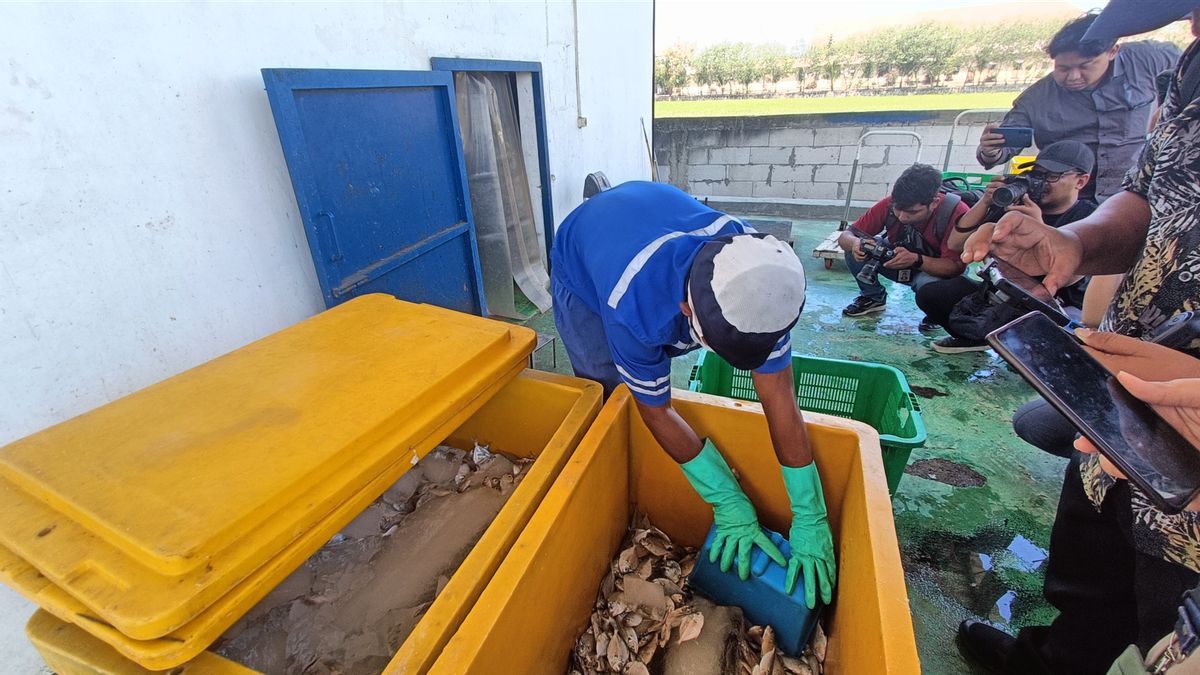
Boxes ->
[812,229,843,269]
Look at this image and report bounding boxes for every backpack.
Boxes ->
[940,176,985,207]
[946,286,1025,343]
[883,191,963,257]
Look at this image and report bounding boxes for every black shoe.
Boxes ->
[957,619,1015,673]
[842,295,886,317]
[932,336,991,354]
[918,316,941,332]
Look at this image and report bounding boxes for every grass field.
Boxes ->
[654,91,1018,118]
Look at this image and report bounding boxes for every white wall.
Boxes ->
[0,1,653,445]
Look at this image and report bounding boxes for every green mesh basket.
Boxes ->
[688,351,926,495]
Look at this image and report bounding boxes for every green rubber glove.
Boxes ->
[782,463,836,609]
[680,439,787,580]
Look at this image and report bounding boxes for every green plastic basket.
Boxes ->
[941,171,998,189]
[688,351,927,495]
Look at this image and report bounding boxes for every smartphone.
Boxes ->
[987,312,1200,513]
[995,126,1034,148]
[981,257,1072,327]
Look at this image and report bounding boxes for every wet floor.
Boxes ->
[521,217,1064,674]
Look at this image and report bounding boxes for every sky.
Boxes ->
[655,0,1102,53]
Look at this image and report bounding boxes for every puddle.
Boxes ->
[1005,535,1048,573]
[969,368,996,382]
[991,590,1017,624]
[902,525,1048,630]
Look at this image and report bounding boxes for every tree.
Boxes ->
[729,42,767,93]
[922,22,964,84]
[755,43,793,91]
[695,43,740,94]
[960,25,1006,85]
[654,44,692,95]
[803,35,846,91]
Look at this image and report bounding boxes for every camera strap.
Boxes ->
[885,193,959,258]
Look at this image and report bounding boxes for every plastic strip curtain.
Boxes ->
[455,72,552,318]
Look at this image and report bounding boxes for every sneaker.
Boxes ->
[931,336,991,354]
[957,619,1015,673]
[918,316,941,332]
[842,296,886,317]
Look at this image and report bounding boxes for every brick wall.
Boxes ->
[654,109,1018,203]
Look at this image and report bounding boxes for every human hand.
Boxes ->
[980,175,1006,206]
[1076,328,1200,383]
[1073,372,1200,512]
[781,464,835,609]
[851,238,868,262]
[978,125,1006,158]
[679,440,788,580]
[883,246,919,269]
[960,211,1083,294]
[1006,194,1044,223]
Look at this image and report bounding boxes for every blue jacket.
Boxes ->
[551,181,790,405]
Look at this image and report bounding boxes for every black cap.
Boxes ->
[1084,0,1197,43]
[1034,140,1095,174]
[687,233,806,371]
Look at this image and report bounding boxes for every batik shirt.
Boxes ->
[1082,38,1200,572]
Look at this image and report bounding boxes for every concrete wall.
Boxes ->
[655,109,1017,204]
[0,1,653,445]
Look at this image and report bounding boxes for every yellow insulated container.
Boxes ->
[19,368,602,673]
[429,387,920,675]
[0,294,538,641]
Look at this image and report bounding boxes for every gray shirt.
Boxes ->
[977,41,1181,201]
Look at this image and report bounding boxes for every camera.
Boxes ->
[992,174,1048,208]
[856,234,897,285]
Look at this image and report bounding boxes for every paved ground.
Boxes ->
[524,216,1065,674]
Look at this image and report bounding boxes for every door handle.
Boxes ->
[317,210,344,262]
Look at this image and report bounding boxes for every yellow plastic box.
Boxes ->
[0,295,537,642]
[429,387,920,674]
[22,368,602,673]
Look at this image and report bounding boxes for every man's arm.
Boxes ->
[1060,191,1152,276]
[916,253,967,278]
[838,199,888,257]
[752,367,813,468]
[837,230,866,260]
[635,400,703,463]
[960,191,1151,292]
[947,177,1006,252]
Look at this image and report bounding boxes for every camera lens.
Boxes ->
[993,181,1029,208]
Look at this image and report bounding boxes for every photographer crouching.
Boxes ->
[839,164,969,319]
[916,140,1098,353]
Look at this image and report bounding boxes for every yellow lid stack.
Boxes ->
[0,294,539,669]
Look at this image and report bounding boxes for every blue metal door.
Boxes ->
[262,69,487,314]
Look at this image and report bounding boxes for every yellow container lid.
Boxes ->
[0,294,534,640]
[6,369,601,671]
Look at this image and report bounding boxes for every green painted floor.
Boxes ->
[520,218,1065,674]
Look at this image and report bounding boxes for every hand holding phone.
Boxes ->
[995,126,1034,149]
[1074,372,1200,503]
[987,313,1200,513]
[1078,328,1200,387]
